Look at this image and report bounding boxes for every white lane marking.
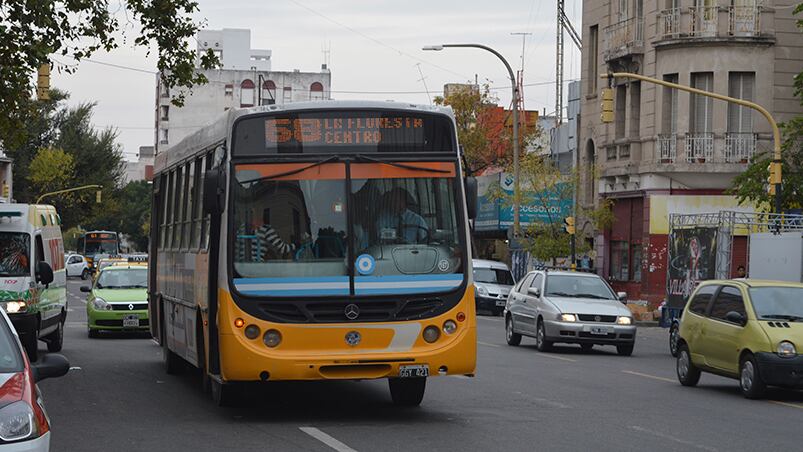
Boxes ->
[769,401,803,410]
[450,375,472,379]
[476,316,502,322]
[477,341,501,348]
[299,427,357,452]
[629,426,718,451]
[622,370,675,383]
[535,353,576,363]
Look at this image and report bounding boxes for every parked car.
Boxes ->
[0,306,70,451]
[472,259,515,316]
[64,254,90,280]
[505,270,636,356]
[675,279,803,399]
[82,262,149,337]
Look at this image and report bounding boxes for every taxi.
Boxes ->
[81,262,149,337]
[676,279,803,398]
[91,255,128,279]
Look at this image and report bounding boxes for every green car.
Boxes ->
[82,264,149,337]
[676,279,803,399]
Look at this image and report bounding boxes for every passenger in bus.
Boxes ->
[235,223,297,262]
[375,187,429,244]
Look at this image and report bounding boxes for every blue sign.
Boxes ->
[475,173,573,231]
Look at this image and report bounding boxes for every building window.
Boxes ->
[262,80,276,105]
[615,85,626,138]
[224,84,234,96]
[629,82,641,139]
[587,25,599,95]
[727,72,755,133]
[160,83,169,98]
[310,82,325,100]
[159,128,168,145]
[631,243,643,282]
[690,72,714,134]
[662,74,679,135]
[283,86,292,103]
[160,105,169,121]
[240,79,255,107]
[610,241,629,281]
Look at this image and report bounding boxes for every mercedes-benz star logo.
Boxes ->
[344,304,360,320]
[128,303,134,311]
[345,331,361,346]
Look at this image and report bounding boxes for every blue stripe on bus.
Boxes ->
[236,289,350,296]
[234,276,350,285]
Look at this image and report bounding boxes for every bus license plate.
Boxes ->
[123,315,140,328]
[398,365,429,378]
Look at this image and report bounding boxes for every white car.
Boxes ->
[0,308,70,451]
[64,254,90,280]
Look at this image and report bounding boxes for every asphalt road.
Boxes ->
[34,279,803,452]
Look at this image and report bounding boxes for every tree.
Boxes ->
[434,85,496,174]
[730,5,803,211]
[0,0,219,148]
[28,147,75,198]
[489,153,613,264]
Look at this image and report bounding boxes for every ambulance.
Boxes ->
[0,204,67,361]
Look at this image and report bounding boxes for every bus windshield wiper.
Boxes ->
[237,155,340,185]
[353,154,452,174]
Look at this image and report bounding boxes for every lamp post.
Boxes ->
[423,44,521,236]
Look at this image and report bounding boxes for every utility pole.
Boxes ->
[555,0,565,127]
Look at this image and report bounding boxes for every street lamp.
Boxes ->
[423,43,521,236]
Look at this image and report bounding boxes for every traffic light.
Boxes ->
[95,190,102,204]
[1,183,8,198]
[767,161,781,196]
[600,88,614,123]
[37,64,50,100]
[563,216,576,235]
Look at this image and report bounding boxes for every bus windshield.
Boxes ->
[232,162,464,297]
[84,233,118,255]
[0,232,30,277]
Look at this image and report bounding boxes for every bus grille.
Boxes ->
[257,298,444,323]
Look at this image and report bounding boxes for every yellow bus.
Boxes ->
[149,101,477,406]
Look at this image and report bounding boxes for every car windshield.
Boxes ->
[96,268,148,289]
[545,275,616,300]
[749,287,803,321]
[474,268,514,286]
[0,317,24,373]
[0,232,30,277]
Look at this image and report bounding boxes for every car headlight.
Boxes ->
[0,401,36,442]
[777,341,797,358]
[476,285,488,296]
[1,301,27,314]
[92,297,111,311]
[616,316,633,325]
[559,313,577,322]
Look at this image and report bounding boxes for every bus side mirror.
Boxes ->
[203,167,225,215]
[465,176,478,220]
[36,261,54,286]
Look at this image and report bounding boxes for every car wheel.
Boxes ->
[739,354,767,399]
[22,332,38,362]
[676,343,701,387]
[46,317,65,352]
[81,269,91,280]
[669,323,680,357]
[388,377,426,407]
[505,316,521,346]
[87,328,100,339]
[163,340,184,375]
[535,319,552,352]
[580,343,593,353]
[616,343,634,356]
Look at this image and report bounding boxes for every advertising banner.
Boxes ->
[474,172,573,231]
[667,227,718,309]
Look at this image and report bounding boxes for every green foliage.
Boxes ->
[62,226,86,253]
[0,0,219,148]
[28,148,75,197]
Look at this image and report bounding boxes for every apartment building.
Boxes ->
[579,0,803,305]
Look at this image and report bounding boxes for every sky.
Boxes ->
[50,0,583,161]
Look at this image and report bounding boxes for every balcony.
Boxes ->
[685,133,714,163]
[658,134,678,163]
[690,6,718,37]
[729,6,761,37]
[604,16,644,61]
[656,5,767,43]
[659,8,682,39]
[725,132,757,163]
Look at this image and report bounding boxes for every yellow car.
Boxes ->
[676,279,803,398]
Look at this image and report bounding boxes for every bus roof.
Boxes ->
[154,100,456,173]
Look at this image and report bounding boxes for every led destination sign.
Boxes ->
[266,116,425,146]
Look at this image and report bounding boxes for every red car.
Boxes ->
[0,308,69,451]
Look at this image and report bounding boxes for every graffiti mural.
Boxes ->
[667,227,718,309]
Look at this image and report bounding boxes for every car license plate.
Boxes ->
[589,326,610,335]
[123,314,140,328]
[495,300,506,307]
[398,364,429,378]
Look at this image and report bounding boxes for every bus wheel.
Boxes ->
[388,377,426,407]
[210,379,238,407]
[163,340,184,375]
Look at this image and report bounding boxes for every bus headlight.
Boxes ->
[443,320,457,335]
[777,341,797,358]
[423,325,440,343]
[92,298,111,311]
[263,329,282,348]
[244,325,261,340]
[2,301,27,314]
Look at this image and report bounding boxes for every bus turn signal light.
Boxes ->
[456,312,466,322]
[234,318,245,328]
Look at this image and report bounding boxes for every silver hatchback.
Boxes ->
[504,270,637,356]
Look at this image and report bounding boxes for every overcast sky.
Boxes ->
[50,0,582,161]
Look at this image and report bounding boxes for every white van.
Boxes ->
[0,204,67,361]
[472,259,515,316]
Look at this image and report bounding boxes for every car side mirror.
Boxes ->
[203,167,225,215]
[80,286,92,293]
[527,287,541,298]
[725,311,746,326]
[617,292,627,303]
[31,354,70,382]
[464,176,478,220]
[35,261,54,286]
